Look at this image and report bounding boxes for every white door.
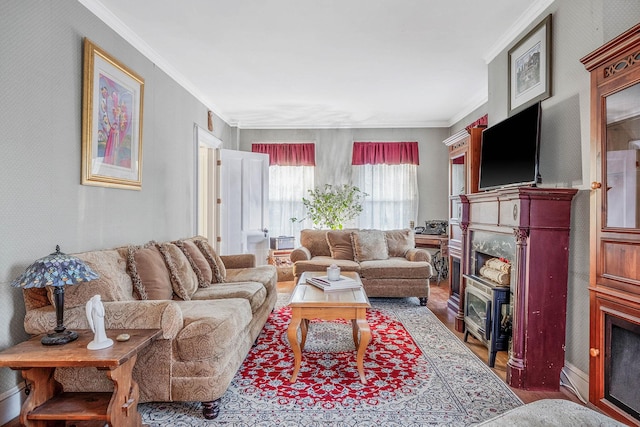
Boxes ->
[219,149,269,264]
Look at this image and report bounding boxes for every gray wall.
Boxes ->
[473,0,640,375]
[0,0,231,397]
[237,127,451,224]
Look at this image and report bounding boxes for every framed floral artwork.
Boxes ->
[81,38,144,190]
[508,15,552,115]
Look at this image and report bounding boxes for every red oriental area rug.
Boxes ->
[140,298,522,426]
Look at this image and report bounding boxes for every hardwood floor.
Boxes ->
[1,277,584,427]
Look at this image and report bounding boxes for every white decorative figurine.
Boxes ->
[86,294,113,350]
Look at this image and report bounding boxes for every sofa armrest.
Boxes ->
[24,300,183,340]
[290,246,312,263]
[405,248,432,263]
[220,254,256,269]
[103,301,183,339]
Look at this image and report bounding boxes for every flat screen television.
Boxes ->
[479,102,542,191]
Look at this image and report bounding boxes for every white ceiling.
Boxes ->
[81,0,553,129]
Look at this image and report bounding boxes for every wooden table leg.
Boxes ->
[300,318,310,351]
[287,309,303,383]
[354,315,371,385]
[104,354,142,427]
[19,367,59,427]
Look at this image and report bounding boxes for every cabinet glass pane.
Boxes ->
[451,154,466,195]
[605,83,640,229]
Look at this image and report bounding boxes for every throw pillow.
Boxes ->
[326,230,355,260]
[174,239,213,287]
[47,249,130,309]
[385,229,415,257]
[163,242,199,299]
[126,243,174,300]
[351,230,389,262]
[192,237,226,283]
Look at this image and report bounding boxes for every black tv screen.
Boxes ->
[479,102,541,191]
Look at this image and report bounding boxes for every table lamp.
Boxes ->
[11,245,99,345]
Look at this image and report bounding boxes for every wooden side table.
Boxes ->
[0,328,161,427]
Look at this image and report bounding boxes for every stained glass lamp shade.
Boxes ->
[11,245,99,345]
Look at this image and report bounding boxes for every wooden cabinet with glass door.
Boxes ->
[582,23,640,426]
[442,126,483,332]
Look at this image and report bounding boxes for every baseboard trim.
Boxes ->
[0,384,24,425]
[562,361,589,403]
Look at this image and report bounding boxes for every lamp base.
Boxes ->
[41,329,78,346]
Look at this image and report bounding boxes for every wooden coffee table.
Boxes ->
[287,271,371,384]
[0,328,160,427]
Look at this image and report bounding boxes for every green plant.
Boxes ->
[291,184,367,230]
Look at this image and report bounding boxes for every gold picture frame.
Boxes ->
[82,38,144,190]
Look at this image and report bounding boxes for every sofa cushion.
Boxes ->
[385,229,415,257]
[351,230,389,261]
[300,229,332,257]
[326,230,355,260]
[48,249,133,309]
[359,258,433,279]
[225,265,278,294]
[162,243,198,299]
[191,282,267,313]
[127,244,174,300]
[174,299,252,361]
[293,257,360,276]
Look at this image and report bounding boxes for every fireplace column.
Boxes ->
[506,227,529,388]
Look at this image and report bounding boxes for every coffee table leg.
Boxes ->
[287,310,303,383]
[300,318,310,351]
[354,317,371,384]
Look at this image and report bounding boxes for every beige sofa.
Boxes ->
[291,229,433,305]
[21,236,277,420]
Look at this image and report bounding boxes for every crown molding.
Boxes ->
[447,89,488,128]
[236,119,450,130]
[483,0,555,64]
[77,0,231,125]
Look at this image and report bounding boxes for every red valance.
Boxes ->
[351,142,419,166]
[251,143,316,166]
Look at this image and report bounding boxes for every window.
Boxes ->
[252,143,315,239]
[352,142,419,230]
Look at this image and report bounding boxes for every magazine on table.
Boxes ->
[306,275,361,292]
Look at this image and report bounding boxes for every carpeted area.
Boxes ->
[139,297,522,426]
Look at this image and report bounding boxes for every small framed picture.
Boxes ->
[508,15,552,115]
[81,38,145,190]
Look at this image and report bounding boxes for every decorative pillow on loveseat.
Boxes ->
[351,230,389,261]
[385,229,415,257]
[326,230,355,260]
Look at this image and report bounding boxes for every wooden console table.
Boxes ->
[415,234,449,283]
[0,328,160,427]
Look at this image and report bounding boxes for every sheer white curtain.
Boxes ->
[268,165,314,239]
[354,163,418,230]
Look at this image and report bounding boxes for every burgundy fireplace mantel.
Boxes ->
[460,186,578,391]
